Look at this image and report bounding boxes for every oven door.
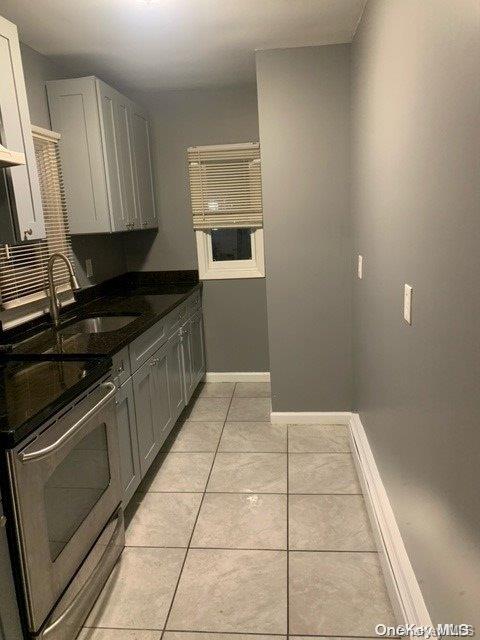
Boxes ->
[7,380,121,633]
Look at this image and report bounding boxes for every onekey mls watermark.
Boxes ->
[375,624,475,638]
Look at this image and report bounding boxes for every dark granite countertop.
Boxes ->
[6,274,201,358]
[0,271,201,447]
[0,356,111,447]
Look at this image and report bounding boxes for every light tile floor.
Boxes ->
[82,382,396,640]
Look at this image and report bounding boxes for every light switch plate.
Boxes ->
[85,258,93,278]
[358,254,363,279]
[404,284,412,324]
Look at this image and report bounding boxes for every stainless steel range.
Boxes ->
[4,370,124,640]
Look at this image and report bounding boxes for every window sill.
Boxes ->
[199,268,265,280]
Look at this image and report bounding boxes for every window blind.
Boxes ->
[0,125,74,309]
[187,142,262,230]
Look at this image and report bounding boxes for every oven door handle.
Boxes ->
[19,381,116,463]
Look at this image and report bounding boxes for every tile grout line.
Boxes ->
[124,544,379,553]
[137,490,365,496]
[84,624,389,638]
[159,383,237,640]
[286,423,290,640]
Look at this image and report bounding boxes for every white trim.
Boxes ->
[349,412,433,629]
[270,411,352,425]
[195,228,265,280]
[205,371,270,382]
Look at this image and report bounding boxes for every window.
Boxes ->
[188,143,265,280]
[0,125,75,324]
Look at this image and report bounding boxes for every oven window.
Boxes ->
[44,423,111,561]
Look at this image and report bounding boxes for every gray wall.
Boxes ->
[256,45,352,411]
[352,0,480,626]
[125,86,270,372]
[20,43,127,287]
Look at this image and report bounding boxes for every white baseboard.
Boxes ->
[270,411,351,425]
[349,412,432,628]
[205,371,270,383]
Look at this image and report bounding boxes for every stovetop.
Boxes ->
[0,355,111,447]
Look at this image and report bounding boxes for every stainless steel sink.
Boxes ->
[59,315,138,335]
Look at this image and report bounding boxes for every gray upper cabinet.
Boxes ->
[130,104,157,229]
[46,76,157,234]
[0,15,45,241]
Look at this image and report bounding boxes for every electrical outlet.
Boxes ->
[404,284,412,324]
[357,254,363,279]
[85,258,93,278]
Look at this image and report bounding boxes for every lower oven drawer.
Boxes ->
[37,508,124,640]
[7,378,122,634]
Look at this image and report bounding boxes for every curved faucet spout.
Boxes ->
[47,252,80,328]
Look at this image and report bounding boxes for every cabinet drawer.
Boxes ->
[112,347,131,387]
[187,290,201,315]
[129,318,167,372]
[166,301,188,337]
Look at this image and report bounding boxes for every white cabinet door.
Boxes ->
[115,380,141,506]
[47,76,111,234]
[115,93,140,230]
[96,80,126,232]
[190,309,206,387]
[97,81,140,232]
[0,16,44,241]
[131,104,157,229]
[180,320,195,403]
[167,330,186,424]
[153,342,174,446]
[132,355,160,476]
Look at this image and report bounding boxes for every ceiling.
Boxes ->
[1,0,366,92]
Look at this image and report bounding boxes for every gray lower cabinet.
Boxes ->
[132,342,172,477]
[119,300,205,503]
[153,341,174,446]
[132,354,158,476]
[180,320,195,403]
[190,309,206,388]
[166,330,186,424]
[115,380,141,505]
[181,310,206,403]
[0,504,23,640]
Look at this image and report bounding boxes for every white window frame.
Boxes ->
[195,227,265,280]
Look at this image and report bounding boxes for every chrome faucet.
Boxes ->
[47,253,80,328]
